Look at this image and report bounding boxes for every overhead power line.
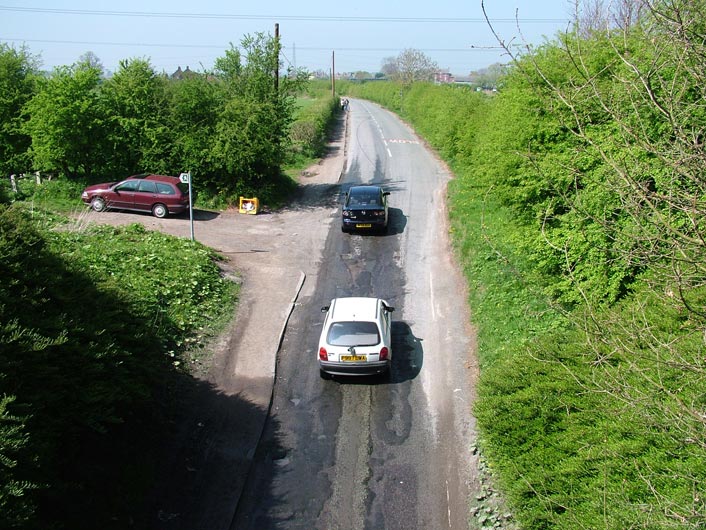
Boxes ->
[0,37,504,53]
[0,37,225,49]
[0,5,570,24]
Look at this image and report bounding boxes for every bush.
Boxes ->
[0,205,238,528]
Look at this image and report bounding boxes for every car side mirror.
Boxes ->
[383,191,390,196]
[383,304,395,312]
[321,306,330,313]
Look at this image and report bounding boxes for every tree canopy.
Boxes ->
[3,32,307,205]
[381,48,439,84]
[0,45,39,178]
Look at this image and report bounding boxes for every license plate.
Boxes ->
[341,355,366,362]
[356,224,372,228]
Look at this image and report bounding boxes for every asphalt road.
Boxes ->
[86,100,481,529]
[230,99,480,530]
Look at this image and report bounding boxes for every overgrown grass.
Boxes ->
[447,169,567,369]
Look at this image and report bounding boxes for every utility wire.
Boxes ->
[0,5,570,24]
[0,37,503,53]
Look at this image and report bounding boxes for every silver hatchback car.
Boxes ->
[318,297,394,378]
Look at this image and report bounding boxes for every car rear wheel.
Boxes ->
[152,203,168,218]
[90,197,106,212]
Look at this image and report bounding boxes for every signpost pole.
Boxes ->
[188,171,194,241]
[180,171,195,241]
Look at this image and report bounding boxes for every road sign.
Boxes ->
[179,172,190,184]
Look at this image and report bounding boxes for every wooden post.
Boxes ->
[274,23,279,92]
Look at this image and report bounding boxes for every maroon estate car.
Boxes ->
[81,173,190,218]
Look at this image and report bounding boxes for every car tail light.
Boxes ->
[319,347,328,361]
[379,347,389,360]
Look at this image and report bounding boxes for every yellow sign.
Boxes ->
[239,197,258,214]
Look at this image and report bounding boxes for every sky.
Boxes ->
[1,1,576,76]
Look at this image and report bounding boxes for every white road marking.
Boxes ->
[446,480,452,528]
[366,107,392,158]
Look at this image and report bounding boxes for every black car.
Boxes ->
[341,185,390,233]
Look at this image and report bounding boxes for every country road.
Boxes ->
[82,100,482,529]
[231,99,481,530]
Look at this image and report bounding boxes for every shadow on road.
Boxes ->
[145,376,285,530]
[390,321,423,382]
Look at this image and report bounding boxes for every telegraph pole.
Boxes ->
[274,23,280,92]
[331,50,335,98]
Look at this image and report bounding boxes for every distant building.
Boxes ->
[171,66,195,80]
[434,71,454,84]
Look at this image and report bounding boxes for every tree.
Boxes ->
[210,33,306,195]
[468,62,509,89]
[576,0,645,36]
[165,73,223,182]
[0,44,39,178]
[380,56,399,78]
[77,51,104,73]
[384,49,439,84]
[100,58,169,176]
[23,61,105,178]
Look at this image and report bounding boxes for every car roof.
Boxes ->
[348,185,383,195]
[328,297,382,322]
[126,174,179,184]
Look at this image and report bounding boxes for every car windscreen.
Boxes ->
[326,321,380,347]
[115,180,139,192]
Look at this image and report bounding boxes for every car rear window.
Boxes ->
[327,321,380,347]
[348,196,378,206]
[347,188,381,206]
[156,182,176,195]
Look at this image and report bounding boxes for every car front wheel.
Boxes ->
[152,203,168,218]
[90,197,106,212]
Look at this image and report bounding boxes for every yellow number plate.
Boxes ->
[341,355,366,362]
[356,224,372,228]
